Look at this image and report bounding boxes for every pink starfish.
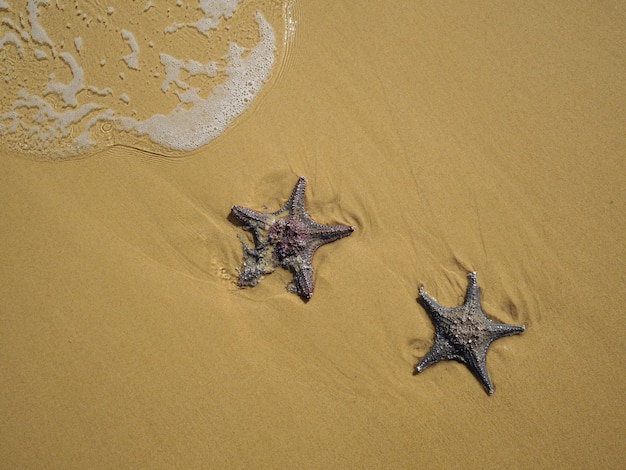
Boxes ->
[232,177,354,300]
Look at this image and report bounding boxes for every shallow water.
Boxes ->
[0,0,295,158]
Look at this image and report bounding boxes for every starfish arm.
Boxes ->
[417,285,440,313]
[292,265,314,300]
[231,205,273,228]
[465,347,495,394]
[414,336,456,373]
[464,271,481,309]
[417,286,457,322]
[281,176,308,217]
[487,321,526,340]
[305,223,354,250]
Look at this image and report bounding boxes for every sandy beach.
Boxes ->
[1,1,624,468]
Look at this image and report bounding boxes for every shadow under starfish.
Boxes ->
[414,272,525,394]
[231,176,354,301]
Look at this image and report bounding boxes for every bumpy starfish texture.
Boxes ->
[231,176,354,300]
[414,272,525,394]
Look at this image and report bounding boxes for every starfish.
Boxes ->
[414,272,525,394]
[231,176,354,300]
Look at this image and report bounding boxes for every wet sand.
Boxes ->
[1,1,624,468]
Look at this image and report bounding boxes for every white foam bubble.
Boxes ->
[74,36,82,53]
[197,0,241,20]
[189,17,219,36]
[120,12,275,152]
[0,31,23,56]
[1,88,103,151]
[2,17,15,28]
[165,0,241,37]
[87,86,112,96]
[159,53,217,92]
[27,0,56,56]
[164,22,184,34]
[74,109,114,150]
[43,51,84,107]
[121,30,139,70]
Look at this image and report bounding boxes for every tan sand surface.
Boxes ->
[1,1,625,468]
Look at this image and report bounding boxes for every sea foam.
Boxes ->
[0,0,292,158]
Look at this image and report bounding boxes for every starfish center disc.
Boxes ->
[269,217,308,261]
[447,314,485,348]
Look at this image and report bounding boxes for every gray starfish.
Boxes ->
[231,176,354,300]
[414,272,525,394]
